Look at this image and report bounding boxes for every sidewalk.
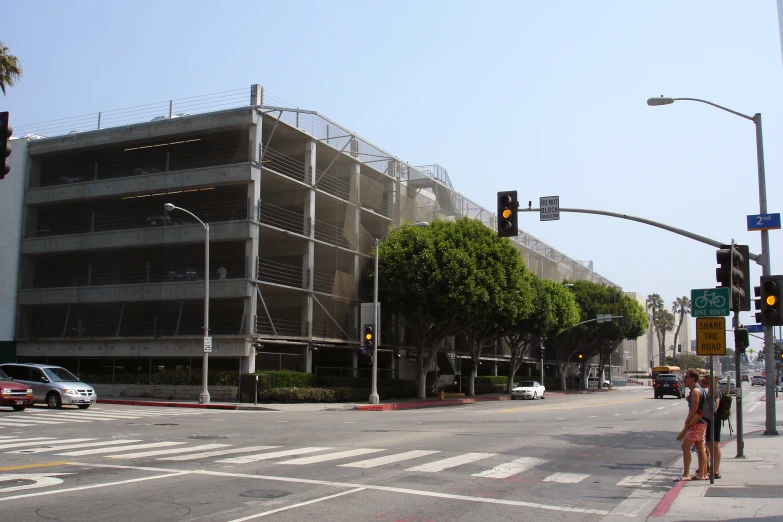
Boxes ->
[648,429,783,522]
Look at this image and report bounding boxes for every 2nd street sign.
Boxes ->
[747,213,781,231]
[696,317,727,356]
[691,287,730,317]
[746,324,763,333]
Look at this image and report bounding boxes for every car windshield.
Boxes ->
[43,367,79,382]
[517,382,536,387]
[0,368,9,381]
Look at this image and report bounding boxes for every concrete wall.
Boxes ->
[0,139,28,342]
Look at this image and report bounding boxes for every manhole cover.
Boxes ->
[706,486,783,498]
[189,435,229,440]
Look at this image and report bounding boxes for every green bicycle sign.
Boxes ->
[691,287,730,317]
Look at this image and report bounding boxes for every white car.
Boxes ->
[511,380,546,400]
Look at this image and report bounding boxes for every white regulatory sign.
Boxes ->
[204,336,213,353]
[540,196,560,221]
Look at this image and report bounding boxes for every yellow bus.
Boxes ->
[652,365,681,379]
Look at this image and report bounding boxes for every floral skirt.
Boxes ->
[685,422,707,442]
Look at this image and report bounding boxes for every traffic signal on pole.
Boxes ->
[617,314,626,327]
[364,326,374,351]
[577,353,584,361]
[496,191,518,238]
[734,328,749,354]
[716,244,750,311]
[1,112,11,180]
[755,275,783,326]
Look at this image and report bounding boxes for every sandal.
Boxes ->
[690,475,707,481]
[673,476,691,482]
[713,473,722,479]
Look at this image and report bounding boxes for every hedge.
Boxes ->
[241,371,417,403]
[256,387,368,403]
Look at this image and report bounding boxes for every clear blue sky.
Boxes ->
[4,1,783,353]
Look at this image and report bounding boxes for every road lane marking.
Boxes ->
[406,452,495,472]
[107,443,232,459]
[158,446,281,461]
[340,450,440,469]
[217,447,331,464]
[8,440,143,454]
[495,396,649,413]
[226,487,366,521]
[3,438,95,452]
[0,461,72,472]
[543,472,589,483]
[616,468,662,487]
[0,422,40,427]
[0,438,61,450]
[749,401,762,412]
[11,414,91,423]
[0,418,67,425]
[57,442,187,456]
[471,457,548,479]
[279,448,384,465]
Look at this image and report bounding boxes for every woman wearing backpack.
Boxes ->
[675,369,709,481]
[700,375,722,479]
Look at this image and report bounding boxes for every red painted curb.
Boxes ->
[355,396,512,411]
[650,479,686,517]
[97,399,238,410]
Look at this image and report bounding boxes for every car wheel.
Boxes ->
[77,404,91,410]
[12,405,26,412]
[541,391,546,399]
[46,392,63,409]
[533,392,538,399]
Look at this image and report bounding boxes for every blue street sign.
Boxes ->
[747,213,781,231]
[746,324,763,333]
[362,349,370,355]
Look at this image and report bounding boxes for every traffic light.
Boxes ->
[1,112,11,180]
[734,327,749,354]
[755,275,783,326]
[364,326,374,351]
[576,352,584,361]
[716,244,750,311]
[617,314,626,327]
[496,191,518,238]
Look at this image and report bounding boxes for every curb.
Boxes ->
[97,399,238,410]
[356,395,512,411]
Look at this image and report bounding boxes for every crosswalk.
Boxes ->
[0,407,204,427]
[0,433,671,487]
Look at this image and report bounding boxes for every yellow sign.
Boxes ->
[696,317,727,355]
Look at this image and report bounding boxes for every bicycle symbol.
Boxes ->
[695,291,726,309]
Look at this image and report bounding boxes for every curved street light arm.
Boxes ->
[672,98,754,122]
[169,205,207,229]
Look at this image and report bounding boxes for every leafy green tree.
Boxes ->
[646,294,665,363]
[503,276,579,393]
[0,41,22,95]
[668,352,707,370]
[671,296,691,358]
[594,293,648,383]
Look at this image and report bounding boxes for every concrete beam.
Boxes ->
[27,109,256,156]
[15,337,252,358]
[21,220,255,255]
[18,279,253,305]
[25,164,256,205]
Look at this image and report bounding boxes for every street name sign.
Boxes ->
[747,213,781,231]
[540,196,560,221]
[691,287,730,317]
[696,317,726,356]
[204,336,212,353]
[746,324,763,333]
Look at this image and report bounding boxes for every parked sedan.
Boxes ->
[511,381,546,400]
[0,368,34,411]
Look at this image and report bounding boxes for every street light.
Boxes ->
[647,95,776,436]
[164,202,211,405]
[369,221,429,405]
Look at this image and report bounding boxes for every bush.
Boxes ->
[240,372,417,402]
[256,387,367,403]
[460,376,507,394]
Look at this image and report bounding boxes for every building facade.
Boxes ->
[3,85,618,385]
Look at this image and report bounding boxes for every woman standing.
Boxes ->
[675,368,709,481]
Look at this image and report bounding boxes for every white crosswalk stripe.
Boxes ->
[0,437,60,449]
[0,422,42,427]
[406,452,496,472]
[339,450,441,469]
[542,472,590,483]
[279,448,384,465]
[217,447,332,464]
[158,446,281,461]
[7,439,143,454]
[57,441,188,456]
[12,414,92,422]
[616,468,662,487]
[107,443,232,459]
[471,457,548,479]
[0,417,67,425]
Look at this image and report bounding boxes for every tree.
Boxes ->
[0,41,23,95]
[671,296,691,360]
[667,352,707,370]
[503,276,580,393]
[442,218,534,396]
[646,294,665,363]
[654,309,675,360]
[376,221,462,399]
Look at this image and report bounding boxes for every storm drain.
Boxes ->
[705,486,783,498]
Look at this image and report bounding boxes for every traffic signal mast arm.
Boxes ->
[519,207,762,265]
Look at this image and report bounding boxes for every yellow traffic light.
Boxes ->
[365,332,373,341]
[767,295,777,306]
[502,208,512,219]
[577,353,583,359]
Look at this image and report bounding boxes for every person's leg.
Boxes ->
[714,422,722,476]
[681,439,692,478]
[694,440,708,479]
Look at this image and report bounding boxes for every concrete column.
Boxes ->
[246,168,261,337]
[304,344,313,373]
[301,139,316,343]
[250,84,264,106]
[241,340,255,374]
[249,105,264,165]
[352,351,358,378]
[349,141,361,343]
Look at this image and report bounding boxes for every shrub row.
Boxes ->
[256,387,369,403]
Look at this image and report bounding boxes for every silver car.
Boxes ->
[0,363,97,409]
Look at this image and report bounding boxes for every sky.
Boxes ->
[4,0,783,354]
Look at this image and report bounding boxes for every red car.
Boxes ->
[0,367,34,411]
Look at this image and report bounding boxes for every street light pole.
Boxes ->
[164,203,211,404]
[647,97,777,435]
[368,222,429,405]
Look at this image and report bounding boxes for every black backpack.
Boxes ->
[715,392,732,422]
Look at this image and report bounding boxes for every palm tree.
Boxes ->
[646,294,664,363]
[655,309,676,361]
[671,296,691,361]
[0,41,23,95]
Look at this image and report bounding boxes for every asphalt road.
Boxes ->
[0,385,765,521]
